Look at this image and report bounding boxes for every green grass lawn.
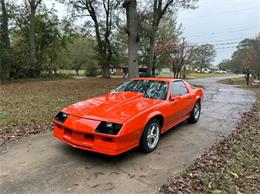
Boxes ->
[0,78,123,145]
[159,72,230,79]
[187,72,230,78]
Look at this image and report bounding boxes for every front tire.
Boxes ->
[140,119,161,153]
[188,100,201,123]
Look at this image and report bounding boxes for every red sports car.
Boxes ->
[53,78,204,155]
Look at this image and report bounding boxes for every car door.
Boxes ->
[168,81,191,124]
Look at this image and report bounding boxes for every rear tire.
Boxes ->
[140,119,161,153]
[188,100,201,123]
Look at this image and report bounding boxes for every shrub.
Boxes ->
[85,64,98,77]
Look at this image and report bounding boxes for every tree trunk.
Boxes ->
[246,69,250,85]
[146,0,178,77]
[48,66,52,75]
[0,0,11,82]
[147,37,155,76]
[152,54,156,76]
[123,0,139,79]
[102,65,110,78]
[183,65,186,79]
[173,63,177,78]
[28,0,37,77]
[54,67,57,75]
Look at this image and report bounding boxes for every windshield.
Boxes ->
[113,80,168,100]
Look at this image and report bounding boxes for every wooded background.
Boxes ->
[0,0,259,82]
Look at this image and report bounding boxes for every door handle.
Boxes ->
[187,98,192,102]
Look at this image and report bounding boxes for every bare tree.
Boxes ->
[64,0,119,78]
[0,0,11,82]
[27,0,42,76]
[144,0,197,76]
[123,0,139,79]
[156,39,197,78]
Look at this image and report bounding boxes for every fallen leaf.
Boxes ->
[210,189,223,193]
[230,171,239,178]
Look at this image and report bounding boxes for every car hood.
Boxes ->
[62,91,161,123]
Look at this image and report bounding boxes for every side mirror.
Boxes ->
[170,94,181,101]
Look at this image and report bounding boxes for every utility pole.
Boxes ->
[182,37,186,79]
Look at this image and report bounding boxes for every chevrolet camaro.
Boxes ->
[53,78,204,155]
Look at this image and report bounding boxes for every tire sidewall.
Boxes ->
[192,101,201,122]
[140,119,161,153]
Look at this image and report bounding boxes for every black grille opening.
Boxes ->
[64,128,72,135]
[102,137,113,142]
[85,134,94,141]
[56,123,62,129]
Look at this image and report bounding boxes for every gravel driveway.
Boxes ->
[0,75,255,193]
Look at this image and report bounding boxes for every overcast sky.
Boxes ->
[45,0,260,65]
[177,0,260,65]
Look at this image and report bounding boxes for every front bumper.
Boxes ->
[53,115,140,156]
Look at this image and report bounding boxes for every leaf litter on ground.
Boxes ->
[160,101,260,194]
[0,78,122,145]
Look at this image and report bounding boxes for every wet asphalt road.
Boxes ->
[0,75,256,193]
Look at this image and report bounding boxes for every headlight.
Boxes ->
[54,112,68,123]
[95,121,123,135]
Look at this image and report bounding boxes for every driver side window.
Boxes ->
[170,81,188,96]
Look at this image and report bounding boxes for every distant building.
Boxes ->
[193,67,201,73]
[193,65,219,73]
[116,65,150,77]
[161,68,171,73]
[110,67,123,75]
[208,65,219,73]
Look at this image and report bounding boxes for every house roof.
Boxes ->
[209,65,219,70]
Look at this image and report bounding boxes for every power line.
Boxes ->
[215,46,238,49]
[188,26,260,37]
[194,42,240,47]
[212,41,240,46]
[194,37,246,44]
[181,7,259,20]
[193,34,260,44]
[193,41,240,47]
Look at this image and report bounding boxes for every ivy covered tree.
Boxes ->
[0,0,11,82]
[123,0,139,79]
[26,0,42,76]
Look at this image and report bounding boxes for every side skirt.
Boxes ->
[161,114,191,134]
